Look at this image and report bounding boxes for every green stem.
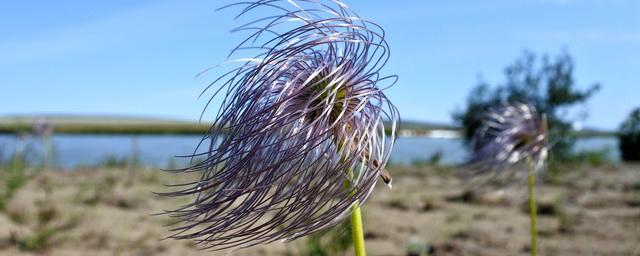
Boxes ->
[527,157,538,256]
[350,202,366,256]
[43,135,52,170]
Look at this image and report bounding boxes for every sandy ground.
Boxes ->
[0,164,639,256]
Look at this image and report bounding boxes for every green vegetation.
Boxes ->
[567,148,615,167]
[0,115,212,135]
[12,177,83,252]
[619,107,640,161]
[453,51,600,161]
[302,222,353,256]
[100,155,130,169]
[406,237,430,256]
[74,175,117,206]
[0,153,27,211]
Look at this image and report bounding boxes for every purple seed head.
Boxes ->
[32,118,53,137]
[161,0,398,251]
[466,102,549,177]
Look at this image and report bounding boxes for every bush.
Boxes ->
[0,154,27,211]
[568,149,614,167]
[619,107,640,161]
[453,51,600,161]
[303,222,352,256]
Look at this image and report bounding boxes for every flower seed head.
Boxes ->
[466,102,548,178]
[32,118,53,137]
[161,0,398,251]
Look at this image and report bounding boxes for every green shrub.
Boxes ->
[0,154,27,211]
[101,155,128,168]
[406,237,430,256]
[428,150,443,165]
[619,107,640,161]
[453,51,600,161]
[569,148,614,166]
[304,222,352,256]
[17,227,56,252]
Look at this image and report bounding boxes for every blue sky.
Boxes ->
[1,0,638,130]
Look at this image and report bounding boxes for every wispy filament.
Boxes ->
[161,0,398,251]
[466,102,549,179]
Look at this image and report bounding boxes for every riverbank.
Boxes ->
[0,164,638,255]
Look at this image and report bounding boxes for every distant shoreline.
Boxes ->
[0,115,617,137]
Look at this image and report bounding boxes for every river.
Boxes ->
[0,134,620,169]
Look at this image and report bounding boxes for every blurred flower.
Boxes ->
[32,118,53,137]
[465,103,548,178]
[162,0,398,250]
[32,118,55,168]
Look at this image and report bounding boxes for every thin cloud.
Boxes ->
[518,29,640,44]
[0,1,214,65]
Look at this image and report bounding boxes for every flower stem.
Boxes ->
[527,157,538,256]
[43,134,52,170]
[350,202,366,256]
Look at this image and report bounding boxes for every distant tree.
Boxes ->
[453,51,600,161]
[619,107,640,161]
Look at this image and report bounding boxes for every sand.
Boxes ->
[0,164,638,256]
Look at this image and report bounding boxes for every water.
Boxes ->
[0,134,620,169]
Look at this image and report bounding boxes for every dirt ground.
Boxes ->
[0,164,639,256]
